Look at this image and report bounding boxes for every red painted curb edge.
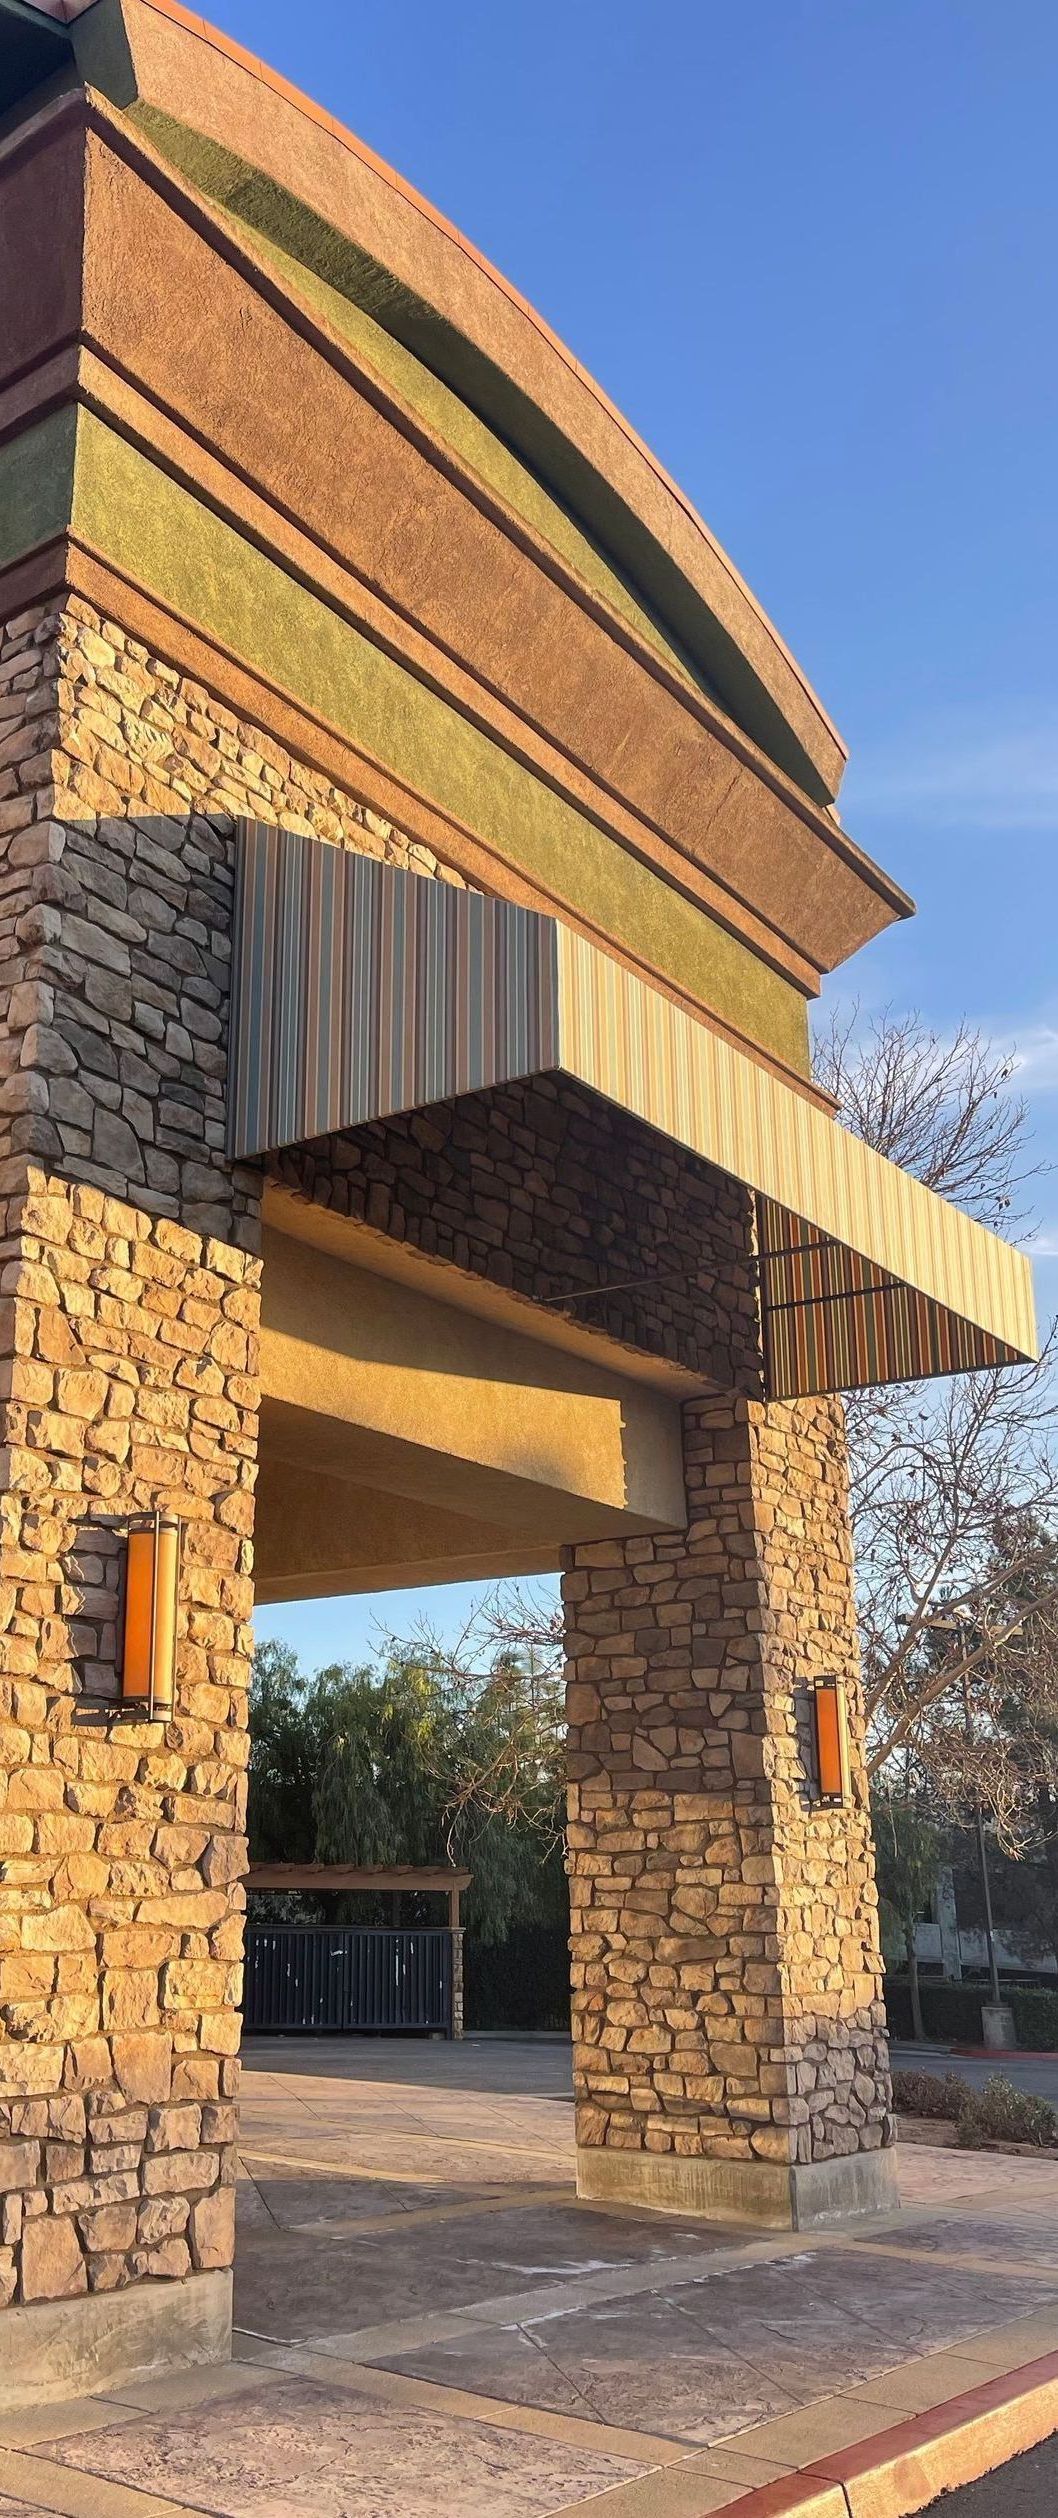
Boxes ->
[949,2044,1055,2060]
[713,2347,1058,2518]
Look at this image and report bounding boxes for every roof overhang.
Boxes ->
[19,0,101,20]
[0,1,77,113]
[230,826,1037,1403]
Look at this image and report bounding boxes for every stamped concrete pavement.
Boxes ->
[2,2035,1058,2517]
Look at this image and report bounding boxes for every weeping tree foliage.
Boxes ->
[246,1639,318,1867]
[872,1786,948,2041]
[247,1628,565,1943]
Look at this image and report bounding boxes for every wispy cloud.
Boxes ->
[1023,1226,1058,1261]
[846,713,1058,830]
[1002,1026,1058,1094]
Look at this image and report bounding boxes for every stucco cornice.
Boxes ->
[53,0,848,805]
[0,92,914,994]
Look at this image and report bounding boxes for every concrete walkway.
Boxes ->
[3,2035,1058,2516]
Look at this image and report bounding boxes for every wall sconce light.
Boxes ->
[812,1676,851,1805]
[120,1512,182,1719]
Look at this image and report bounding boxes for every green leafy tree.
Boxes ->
[247,1621,566,1945]
[246,1638,318,1866]
[873,1787,947,2040]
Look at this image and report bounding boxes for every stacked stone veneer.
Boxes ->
[0,1182,258,2307]
[0,584,894,2331]
[565,1388,894,2210]
[274,1085,764,1390]
[0,593,455,2322]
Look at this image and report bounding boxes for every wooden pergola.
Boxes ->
[245,1863,471,1931]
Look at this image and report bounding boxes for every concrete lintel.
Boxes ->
[1,2266,232,2409]
[576,2143,900,2230]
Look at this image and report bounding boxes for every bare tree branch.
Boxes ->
[818,1005,1058,1844]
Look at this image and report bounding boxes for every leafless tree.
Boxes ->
[814,1004,1041,1231]
[387,1009,1057,1852]
[816,1006,1058,1844]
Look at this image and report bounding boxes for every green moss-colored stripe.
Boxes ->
[0,406,78,571]
[63,408,807,1071]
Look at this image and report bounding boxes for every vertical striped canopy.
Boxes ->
[230,824,1037,1400]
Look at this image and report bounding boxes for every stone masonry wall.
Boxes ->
[565,1390,893,2173]
[0,597,462,1241]
[0,593,451,2313]
[0,587,893,2303]
[273,1084,764,1392]
[0,1176,259,2308]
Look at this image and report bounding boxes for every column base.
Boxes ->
[1,2267,232,2411]
[576,2144,899,2230]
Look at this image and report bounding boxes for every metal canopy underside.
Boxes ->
[229,823,1037,1402]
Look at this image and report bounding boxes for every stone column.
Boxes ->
[0,586,455,2398]
[0,1177,260,2393]
[565,1391,896,2229]
[0,597,261,2400]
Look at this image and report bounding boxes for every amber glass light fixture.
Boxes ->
[812,1676,851,1805]
[121,1512,181,1717]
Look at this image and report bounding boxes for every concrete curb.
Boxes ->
[723,2348,1058,2517]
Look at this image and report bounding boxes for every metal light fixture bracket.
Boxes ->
[811,1675,851,1807]
[77,1509,183,1724]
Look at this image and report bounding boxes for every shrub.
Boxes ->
[1011,1989,1058,2052]
[884,1981,990,2044]
[891,2068,966,2122]
[892,2064,1058,2147]
[885,1979,1058,2052]
[955,2074,1057,2149]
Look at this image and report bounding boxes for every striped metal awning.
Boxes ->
[230,823,1037,1400]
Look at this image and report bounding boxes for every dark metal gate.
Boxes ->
[243,1926,454,2035]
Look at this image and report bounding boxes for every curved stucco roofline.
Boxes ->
[63,0,849,804]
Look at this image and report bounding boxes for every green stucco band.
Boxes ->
[0,406,78,572]
[0,409,808,1071]
[120,101,828,803]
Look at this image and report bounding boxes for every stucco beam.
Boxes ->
[254,1449,561,1603]
[259,1225,689,1537]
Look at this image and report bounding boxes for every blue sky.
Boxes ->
[216,0,1058,1669]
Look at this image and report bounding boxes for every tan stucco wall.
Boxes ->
[255,1455,560,1601]
[259,1224,689,1549]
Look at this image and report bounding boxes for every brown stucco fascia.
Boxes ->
[68,342,827,1006]
[63,0,847,804]
[0,523,833,1114]
[5,89,911,983]
[1,343,815,1047]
